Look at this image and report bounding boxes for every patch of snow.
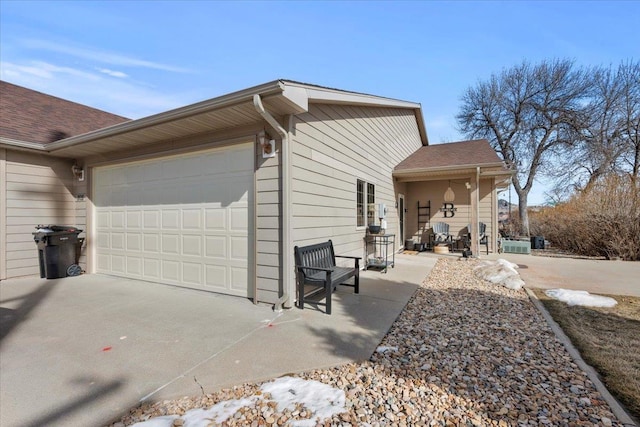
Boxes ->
[545,289,617,307]
[131,416,178,427]
[130,377,345,427]
[261,376,346,426]
[474,259,525,290]
[179,396,259,426]
[375,346,398,353]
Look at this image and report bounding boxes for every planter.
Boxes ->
[434,245,449,254]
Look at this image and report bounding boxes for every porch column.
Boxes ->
[470,168,480,257]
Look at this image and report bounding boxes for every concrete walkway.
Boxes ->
[0,254,436,427]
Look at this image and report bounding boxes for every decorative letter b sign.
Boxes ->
[440,203,457,218]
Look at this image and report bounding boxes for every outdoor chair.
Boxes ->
[467,222,489,255]
[431,222,452,248]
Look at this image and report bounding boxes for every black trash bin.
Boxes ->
[33,225,84,279]
[530,236,545,250]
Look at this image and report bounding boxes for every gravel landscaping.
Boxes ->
[110,258,622,426]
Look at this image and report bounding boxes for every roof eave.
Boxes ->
[393,161,507,176]
[45,80,288,152]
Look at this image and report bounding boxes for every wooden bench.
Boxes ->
[294,240,361,314]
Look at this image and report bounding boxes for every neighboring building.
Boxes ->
[0,79,510,307]
[0,81,129,279]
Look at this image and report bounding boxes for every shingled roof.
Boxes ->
[394,139,503,172]
[0,80,129,145]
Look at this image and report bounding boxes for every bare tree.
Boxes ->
[548,61,640,193]
[617,61,640,183]
[457,59,589,235]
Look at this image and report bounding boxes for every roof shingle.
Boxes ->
[0,81,129,144]
[395,139,503,171]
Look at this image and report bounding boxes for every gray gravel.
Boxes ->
[110,258,622,426]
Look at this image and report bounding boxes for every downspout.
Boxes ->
[253,94,291,312]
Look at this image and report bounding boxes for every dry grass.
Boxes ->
[533,289,640,421]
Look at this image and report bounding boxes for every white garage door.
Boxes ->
[93,143,254,297]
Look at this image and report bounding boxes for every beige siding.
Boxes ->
[3,150,82,278]
[290,104,424,262]
[255,138,282,304]
[405,178,496,252]
[1,148,6,280]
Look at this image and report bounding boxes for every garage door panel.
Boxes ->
[111,255,125,274]
[144,211,160,229]
[162,260,180,282]
[205,209,226,230]
[127,211,142,228]
[127,257,142,276]
[182,209,202,230]
[94,143,253,296]
[144,234,160,252]
[230,267,248,291]
[97,234,110,250]
[111,233,125,250]
[230,207,248,231]
[162,234,180,254]
[162,210,180,229]
[205,236,226,258]
[182,262,202,285]
[230,236,248,261]
[143,258,160,279]
[97,254,110,271]
[124,165,144,183]
[126,233,142,251]
[97,211,110,228]
[182,235,202,256]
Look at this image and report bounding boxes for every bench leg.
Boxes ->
[298,279,304,310]
[354,271,360,294]
[325,273,332,315]
[354,259,360,294]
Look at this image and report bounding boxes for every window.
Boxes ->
[357,179,375,227]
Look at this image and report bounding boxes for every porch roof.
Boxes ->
[393,139,512,186]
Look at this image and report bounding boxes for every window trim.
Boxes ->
[356,179,375,229]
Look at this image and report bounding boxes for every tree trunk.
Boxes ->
[516,190,530,236]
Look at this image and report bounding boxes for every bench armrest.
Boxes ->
[294,265,334,273]
[334,255,362,260]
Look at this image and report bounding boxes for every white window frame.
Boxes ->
[357,179,375,228]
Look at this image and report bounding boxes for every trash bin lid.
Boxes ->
[34,225,82,234]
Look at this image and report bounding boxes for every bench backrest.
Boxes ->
[294,240,336,280]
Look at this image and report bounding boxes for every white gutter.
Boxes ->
[0,137,47,151]
[253,94,291,312]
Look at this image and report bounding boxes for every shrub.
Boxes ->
[530,175,640,260]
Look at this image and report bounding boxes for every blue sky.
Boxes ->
[1,1,638,204]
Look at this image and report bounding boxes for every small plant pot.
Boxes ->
[434,245,449,254]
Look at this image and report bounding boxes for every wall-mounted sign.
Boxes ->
[439,203,457,218]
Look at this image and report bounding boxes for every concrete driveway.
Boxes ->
[485,252,640,297]
[0,254,436,427]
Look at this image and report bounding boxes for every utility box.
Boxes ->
[33,225,84,279]
[501,239,531,254]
